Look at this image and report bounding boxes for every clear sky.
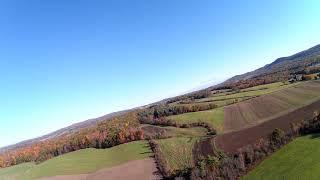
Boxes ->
[1,0,320,147]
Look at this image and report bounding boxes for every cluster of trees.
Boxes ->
[138,103,218,124]
[190,111,320,179]
[164,89,211,104]
[0,112,144,168]
[221,72,290,90]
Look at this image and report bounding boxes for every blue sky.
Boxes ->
[1,0,320,147]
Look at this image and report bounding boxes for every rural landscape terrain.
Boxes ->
[1,44,320,180]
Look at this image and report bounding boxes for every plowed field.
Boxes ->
[224,81,320,132]
[216,99,320,153]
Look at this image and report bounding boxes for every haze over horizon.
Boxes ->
[1,0,320,147]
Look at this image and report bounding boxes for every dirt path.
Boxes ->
[40,158,161,180]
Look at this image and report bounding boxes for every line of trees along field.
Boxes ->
[138,103,218,124]
[0,112,144,168]
[137,103,218,135]
[190,111,320,179]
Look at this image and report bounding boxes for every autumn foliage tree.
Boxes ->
[0,112,144,168]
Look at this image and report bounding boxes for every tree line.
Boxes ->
[138,103,218,124]
[0,112,144,168]
[190,111,320,179]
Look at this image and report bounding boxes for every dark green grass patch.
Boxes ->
[243,134,320,180]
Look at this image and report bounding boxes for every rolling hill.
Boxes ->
[220,44,320,89]
[1,44,320,180]
[2,44,320,154]
[0,110,130,152]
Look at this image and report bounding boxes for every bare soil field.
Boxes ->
[40,158,160,180]
[224,81,320,132]
[216,99,320,154]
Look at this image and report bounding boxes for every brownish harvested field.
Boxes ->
[216,100,320,154]
[40,158,161,180]
[223,81,320,132]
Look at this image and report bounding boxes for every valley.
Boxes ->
[1,44,320,179]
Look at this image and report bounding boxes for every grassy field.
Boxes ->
[197,82,300,103]
[166,82,299,134]
[164,126,208,137]
[168,108,224,133]
[243,134,320,180]
[156,137,198,174]
[0,141,151,180]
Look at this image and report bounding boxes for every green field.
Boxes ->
[0,141,151,180]
[156,137,198,174]
[166,82,301,134]
[243,134,320,180]
[196,82,300,103]
[164,126,208,137]
[168,108,224,133]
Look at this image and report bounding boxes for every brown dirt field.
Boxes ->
[216,99,320,154]
[223,81,320,132]
[40,158,161,180]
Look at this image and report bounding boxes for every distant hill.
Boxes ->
[220,44,320,89]
[0,110,130,152]
[2,43,320,152]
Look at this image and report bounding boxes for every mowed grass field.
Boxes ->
[224,81,320,132]
[243,134,320,180]
[155,137,198,174]
[167,108,224,133]
[0,141,151,180]
[164,126,208,137]
[196,82,300,103]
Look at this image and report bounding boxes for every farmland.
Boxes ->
[166,82,306,133]
[243,134,320,180]
[195,82,300,104]
[153,80,320,177]
[141,124,208,139]
[167,108,224,133]
[1,80,320,179]
[155,137,198,174]
[216,99,320,153]
[224,81,320,132]
[0,141,151,180]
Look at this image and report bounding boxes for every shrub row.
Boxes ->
[138,103,218,123]
[190,111,320,180]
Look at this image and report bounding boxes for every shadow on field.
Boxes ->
[140,143,153,155]
[310,133,320,139]
[140,151,152,154]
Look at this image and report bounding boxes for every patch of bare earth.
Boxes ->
[40,158,161,180]
[223,81,320,132]
[216,99,320,154]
